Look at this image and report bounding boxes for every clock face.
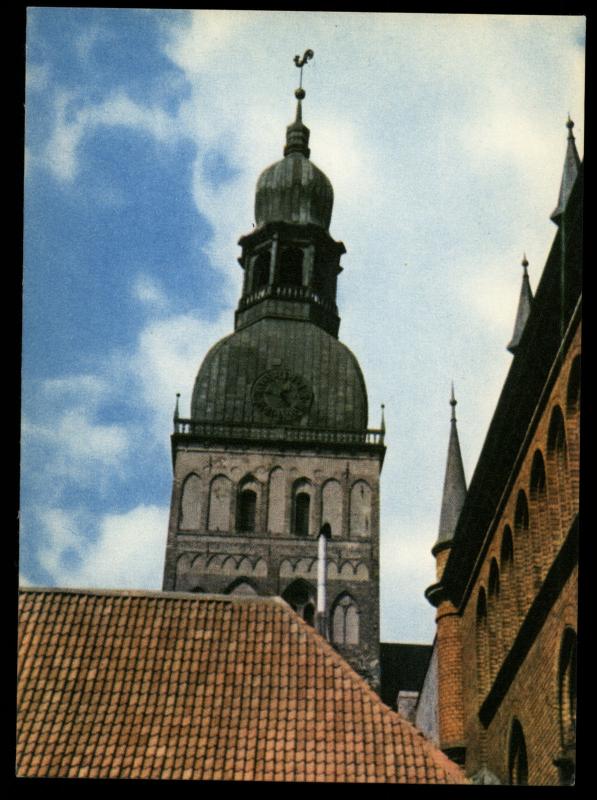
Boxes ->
[252,368,313,423]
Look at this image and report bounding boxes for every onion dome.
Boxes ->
[254,96,334,230]
[191,318,368,432]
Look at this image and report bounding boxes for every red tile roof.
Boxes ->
[17,588,466,783]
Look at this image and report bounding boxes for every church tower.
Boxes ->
[162,54,385,688]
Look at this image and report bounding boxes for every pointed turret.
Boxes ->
[551,116,581,225]
[507,254,534,354]
[434,385,467,551]
[284,92,311,158]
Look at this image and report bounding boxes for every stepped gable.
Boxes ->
[18,588,466,783]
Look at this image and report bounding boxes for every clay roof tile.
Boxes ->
[18,588,467,783]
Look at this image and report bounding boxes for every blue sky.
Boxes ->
[22,10,584,642]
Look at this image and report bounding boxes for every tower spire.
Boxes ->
[434,385,467,550]
[507,254,534,355]
[551,116,581,225]
[284,49,314,158]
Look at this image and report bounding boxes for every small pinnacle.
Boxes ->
[566,116,576,141]
[450,384,457,421]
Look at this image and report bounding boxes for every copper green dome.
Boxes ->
[191,318,368,431]
[254,100,334,231]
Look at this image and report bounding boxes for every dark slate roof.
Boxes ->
[191,317,368,431]
[551,119,581,224]
[17,589,466,783]
[441,163,583,606]
[434,392,467,549]
[379,643,434,710]
[506,260,534,355]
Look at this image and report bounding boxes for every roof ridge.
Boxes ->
[271,594,466,778]
[17,586,290,606]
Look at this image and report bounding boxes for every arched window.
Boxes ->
[252,251,270,291]
[530,450,547,499]
[529,450,548,583]
[488,560,501,677]
[500,525,520,629]
[332,594,359,645]
[566,355,581,415]
[547,406,567,455]
[313,251,333,298]
[547,405,570,543]
[279,247,303,287]
[488,559,500,598]
[226,579,258,596]
[500,526,514,571]
[508,719,529,785]
[514,490,529,531]
[282,579,316,625]
[238,489,257,532]
[294,492,311,537]
[304,603,315,626]
[559,627,577,749]
[514,489,534,599]
[476,587,489,700]
[565,356,581,517]
[179,473,202,530]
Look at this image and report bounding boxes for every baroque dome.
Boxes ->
[254,100,334,231]
[255,154,334,230]
[191,318,368,432]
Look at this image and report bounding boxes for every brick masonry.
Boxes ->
[454,324,580,783]
[163,442,383,689]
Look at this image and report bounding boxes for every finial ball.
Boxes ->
[295,87,306,100]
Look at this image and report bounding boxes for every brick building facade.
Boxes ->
[423,121,581,785]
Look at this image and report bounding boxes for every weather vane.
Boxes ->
[293,49,314,99]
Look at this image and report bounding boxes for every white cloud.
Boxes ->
[24,10,584,641]
[36,507,85,579]
[132,310,230,440]
[380,513,438,642]
[42,373,112,402]
[74,20,111,61]
[44,89,180,182]
[131,273,171,311]
[22,372,132,496]
[34,504,168,590]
